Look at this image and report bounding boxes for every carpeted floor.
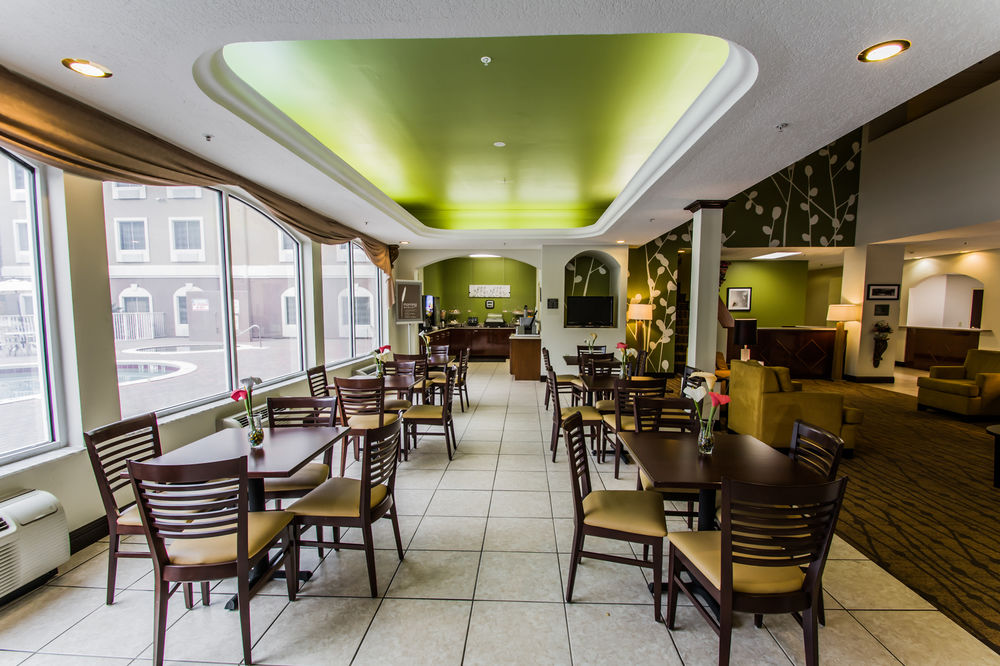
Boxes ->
[801,379,1000,653]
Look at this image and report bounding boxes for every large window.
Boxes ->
[0,151,55,463]
[104,184,229,417]
[229,197,303,382]
[322,242,385,363]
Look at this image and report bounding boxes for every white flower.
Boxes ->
[689,371,718,392]
[683,384,707,403]
[240,376,261,389]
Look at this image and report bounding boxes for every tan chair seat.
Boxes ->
[264,462,329,493]
[639,470,699,497]
[403,404,443,420]
[581,490,667,537]
[594,399,615,413]
[668,530,805,595]
[602,413,635,431]
[556,374,577,383]
[287,478,388,518]
[560,405,603,422]
[427,371,446,380]
[384,398,412,411]
[117,504,142,527]
[843,407,864,424]
[570,378,586,388]
[167,511,292,566]
[347,412,400,430]
[916,376,979,397]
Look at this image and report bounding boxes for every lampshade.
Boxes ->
[626,303,653,321]
[827,304,861,322]
[734,318,758,347]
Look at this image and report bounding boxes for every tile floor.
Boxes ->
[0,362,996,665]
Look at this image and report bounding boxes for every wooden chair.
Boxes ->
[394,353,431,404]
[790,420,845,480]
[574,351,616,406]
[576,344,607,354]
[426,343,450,380]
[83,413,205,607]
[542,347,577,410]
[402,366,458,459]
[666,477,848,666]
[431,347,471,411]
[305,364,329,397]
[333,376,398,475]
[631,349,649,378]
[547,370,603,463]
[382,360,416,412]
[601,377,667,476]
[287,420,405,597]
[561,411,667,621]
[633,396,701,528]
[588,357,622,413]
[128,455,297,666]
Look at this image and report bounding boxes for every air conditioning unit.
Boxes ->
[0,489,70,600]
[218,403,270,430]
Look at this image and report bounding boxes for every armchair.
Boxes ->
[917,349,1000,416]
[728,361,862,453]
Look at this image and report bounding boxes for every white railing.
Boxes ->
[0,315,35,333]
[112,312,165,340]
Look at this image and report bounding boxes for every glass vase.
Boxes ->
[248,414,264,447]
[697,422,714,455]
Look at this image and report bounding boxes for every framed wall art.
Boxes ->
[726,287,752,312]
[866,284,900,301]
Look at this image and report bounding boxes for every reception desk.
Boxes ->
[903,326,985,370]
[424,326,514,359]
[733,326,836,379]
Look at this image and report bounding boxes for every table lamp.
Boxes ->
[733,318,758,362]
[827,304,861,381]
[626,303,654,371]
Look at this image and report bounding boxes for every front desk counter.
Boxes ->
[424,326,515,359]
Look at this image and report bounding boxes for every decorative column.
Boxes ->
[685,201,727,372]
[842,244,904,380]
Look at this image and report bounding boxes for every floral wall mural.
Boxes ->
[564,254,611,296]
[626,128,863,374]
[722,128,862,248]
[626,222,691,374]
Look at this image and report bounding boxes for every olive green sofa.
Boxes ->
[916,349,1000,416]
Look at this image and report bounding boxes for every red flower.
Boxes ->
[709,392,731,407]
[231,388,248,402]
[379,345,391,353]
[616,342,627,350]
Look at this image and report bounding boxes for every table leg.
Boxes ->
[697,488,716,531]
[225,478,310,611]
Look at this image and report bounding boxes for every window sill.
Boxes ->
[0,445,84,480]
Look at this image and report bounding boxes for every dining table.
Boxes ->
[140,425,349,608]
[617,430,826,531]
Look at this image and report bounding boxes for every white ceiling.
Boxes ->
[2,1,1000,250]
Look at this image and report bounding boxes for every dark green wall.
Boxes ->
[720,261,808,327]
[423,257,537,323]
[564,254,611,297]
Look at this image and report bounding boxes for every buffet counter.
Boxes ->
[424,326,515,359]
[902,326,988,370]
[733,326,836,379]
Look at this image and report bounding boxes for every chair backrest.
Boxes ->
[681,365,706,392]
[578,351,615,373]
[789,420,845,480]
[585,357,618,377]
[393,354,428,382]
[561,411,592,523]
[633,396,697,433]
[720,477,847,596]
[128,455,248,572]
[360,420,402,513]
[439,366,457,418]
[266,396,337,428]
[305,365,329,397]
[334,376,386,425]
[542,347,554,372]
[383,360,416,377]
[546,369,565,420]
[632,350,649,377]
[84,413,163,519]
[429,344,449,357]
[456,348,471,383]
[576,344,607,354]
[612,377,667,429]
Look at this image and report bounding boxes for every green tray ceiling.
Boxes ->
[223,33,729,230]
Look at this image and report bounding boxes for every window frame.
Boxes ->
[13,218,31,263]
[114,217,149,263]
[169,216,205,262]
[0,150,61,467]
[8,161,27,201]
[322,241,385,368]
[166,186,202,199]
[111,182,146,200]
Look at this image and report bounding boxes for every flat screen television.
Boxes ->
[565,296,615,327]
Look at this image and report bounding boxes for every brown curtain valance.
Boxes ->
[0,64,395,275]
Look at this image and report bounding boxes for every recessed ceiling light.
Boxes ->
[616,240,625,245]
[469,253,499,258]
[751,251,803,260]
[493,141,506,147]
[399,241,410,245]
[481,56,492,66]
[857,40,911,63]
[61,58,113,78]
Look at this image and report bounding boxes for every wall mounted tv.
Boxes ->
[565,296,615,327]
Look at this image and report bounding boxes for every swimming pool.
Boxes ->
[0,361,195,401]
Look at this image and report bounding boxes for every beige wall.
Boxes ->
[805,267,843,327]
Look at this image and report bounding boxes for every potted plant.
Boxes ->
[871,320,893,367]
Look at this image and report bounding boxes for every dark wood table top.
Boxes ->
[343,375,416,391]
[426,354,454,367]
[148,426,349,479]
[618,431,824,490]
[581,374,618,393]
